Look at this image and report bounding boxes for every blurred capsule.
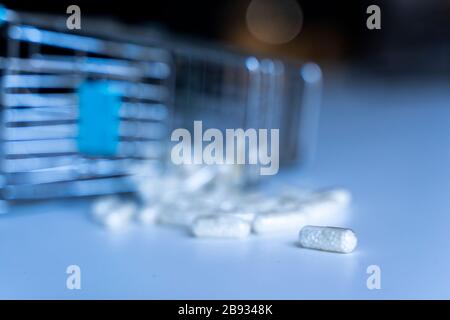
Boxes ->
[137,204,161,225]
[252,196,281,214]
[192,215,251,238]
[301,188,351,221]
[92,196,136,230]
[311,188,351,205]
[252,211,309,234]
[217,198,239,212]
[92,195,119,217]
[184,166,217,192]
[157,207,212,226]
[228,209,256,223]
[252,188,351,233]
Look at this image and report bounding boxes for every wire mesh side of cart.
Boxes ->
[0,11,174,210]
[171,43,322,183]
[0,8,322,211]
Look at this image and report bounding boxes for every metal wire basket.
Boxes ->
[0,7,174,210]
[170,42,322,183]
[0,7,322,211]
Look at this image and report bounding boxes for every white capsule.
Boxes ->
[252,188,351,234]
[229,210,256,223]
[157,207,211,226]
[136,204,161,225]
[313,188,352,206]
[298,225,357,253]
[191,215,251,238]
[254,197,282,213]
[92,195,120,217]
[301,198,344,221]
[217,198,239,212]
[184,166,217,192]
[252,211,309,234]
[92,197,136,230]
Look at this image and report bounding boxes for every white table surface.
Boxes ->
[1,71,450,299]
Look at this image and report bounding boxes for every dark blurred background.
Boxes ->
[3,0,450,73]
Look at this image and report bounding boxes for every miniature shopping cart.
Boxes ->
[170,42,322,182]
[0,6,321,211]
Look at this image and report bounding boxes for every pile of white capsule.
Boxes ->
[91,165,358,254]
